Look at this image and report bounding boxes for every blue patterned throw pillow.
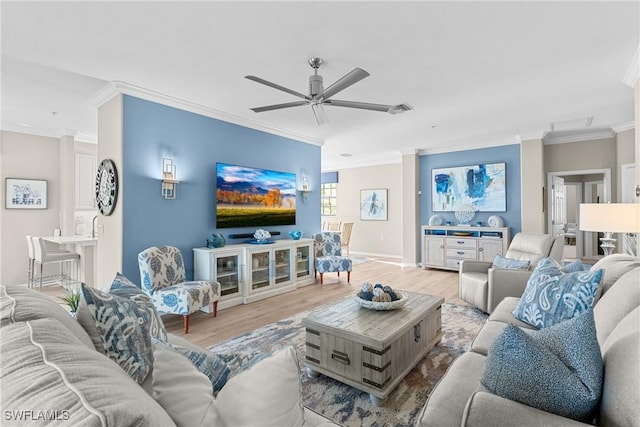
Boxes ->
[109,273,168,341]
[491,254,531,270]
[512,257,603,328]
[562,260,587,273]
[152,338,230,393]
[80,283,153,384]
[481,310,603,422]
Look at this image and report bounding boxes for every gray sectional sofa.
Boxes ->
[0,284,338,427]
[417,254,640,427]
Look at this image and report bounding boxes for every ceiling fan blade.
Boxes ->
[321,68,370,101]
[324,99,391,112]
[245,75,308,100]
[250,101,308,113]
[325,100,413,114]
[312,103,329,125]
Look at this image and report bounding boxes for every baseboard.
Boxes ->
[350,251,402,260]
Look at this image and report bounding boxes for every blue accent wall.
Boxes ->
[419,144,521,236]
[122,95,321,283]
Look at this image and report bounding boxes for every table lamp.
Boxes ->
[579,203,640,256]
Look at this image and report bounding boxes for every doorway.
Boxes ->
[547,168,611,260]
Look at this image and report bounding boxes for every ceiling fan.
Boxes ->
[245,58,412,125]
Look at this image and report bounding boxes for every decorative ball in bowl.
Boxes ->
[353,282,408,310]
[289,230,302,240]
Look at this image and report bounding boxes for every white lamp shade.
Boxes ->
[579,203,640,233]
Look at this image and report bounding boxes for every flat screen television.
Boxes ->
[216,162,296,228]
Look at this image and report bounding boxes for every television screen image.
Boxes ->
[216,163,296,228]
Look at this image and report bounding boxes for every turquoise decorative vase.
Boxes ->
[289,230,302,240]
[207,233,226,248]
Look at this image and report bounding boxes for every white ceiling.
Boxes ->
[1,1,638,170]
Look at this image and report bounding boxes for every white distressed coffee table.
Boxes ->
[302,291,444,406]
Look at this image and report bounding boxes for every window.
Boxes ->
[321,183,337,216]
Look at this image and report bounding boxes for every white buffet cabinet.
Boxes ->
[193,238,315,309]
[421,225,510,271]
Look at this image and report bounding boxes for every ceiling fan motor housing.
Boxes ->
[309,74,323,98]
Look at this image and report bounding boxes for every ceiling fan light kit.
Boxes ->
[245,57,412,125]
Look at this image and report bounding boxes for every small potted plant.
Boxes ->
[60,290,80,317]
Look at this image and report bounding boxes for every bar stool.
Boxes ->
[26,235,69,287]
[32,237,80,289]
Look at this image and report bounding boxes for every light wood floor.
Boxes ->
[40,259,465,349]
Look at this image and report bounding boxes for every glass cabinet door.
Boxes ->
[296,245,311,278]
[274,248,292,284]
[215,254,240,297]
[250,251,270,290]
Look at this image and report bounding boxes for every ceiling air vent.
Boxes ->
[550,116,593,132]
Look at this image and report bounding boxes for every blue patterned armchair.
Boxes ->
[313,232,352,285]
[138,246,220,334]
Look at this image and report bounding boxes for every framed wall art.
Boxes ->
[360,188,388,220]
[432,162,506,212]
[5,178,48,209]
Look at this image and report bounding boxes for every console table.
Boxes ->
[421,225,510,271]
[193,238,315,309]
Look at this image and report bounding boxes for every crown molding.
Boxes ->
[74,133,98,144]
[418,135,521,155]
[398,148,419,156]
[90,81,325,147]
[610,121,635,133]
[543,127,616,145]
[515,131,546,142]
[623,46,639,88]
[0,124,97,143]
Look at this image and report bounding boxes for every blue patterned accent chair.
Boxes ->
[138,246,220,334]
[313,232,352,285]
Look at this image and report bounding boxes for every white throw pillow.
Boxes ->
[214,346,305,427]
[151,345,304,427]
[151,343,220,427]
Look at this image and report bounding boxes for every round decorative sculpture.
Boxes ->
[454,204,476,225]
[207,233,226,248]
[289,230,302,240]
[428,215,443,226]
[95,159,118,216]
[253,229,271,242]
[487,215,504,228]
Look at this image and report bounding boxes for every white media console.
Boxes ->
[421,225,510,271]
[193,238,315,309]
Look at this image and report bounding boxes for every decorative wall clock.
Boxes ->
[95,159,118,216]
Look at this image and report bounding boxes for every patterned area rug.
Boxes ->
[209,301,487,427]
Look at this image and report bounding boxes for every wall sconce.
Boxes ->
[162,158,179,199]
[299,175,310,203]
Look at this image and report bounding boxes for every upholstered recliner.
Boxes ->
[313,232,352,285]
[459,233,564,313]
[138,246,221,333]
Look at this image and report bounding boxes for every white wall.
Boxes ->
[1,131,61,285]
[616,129,635,201]
[544,137,618,200]
[520,138,545,232]
[322,163,402,258]
[96,95,124,286]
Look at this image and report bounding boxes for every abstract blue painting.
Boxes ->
[432,163,506,212]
